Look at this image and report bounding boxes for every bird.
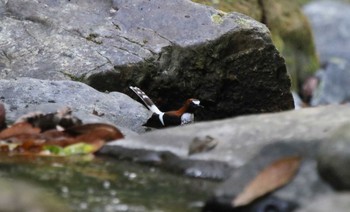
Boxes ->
[129,86,202,128]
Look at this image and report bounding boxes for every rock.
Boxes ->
[101,105,350,210]
[102,105,350,169]
[310,58,350,106]
[317,123,350,190]
[296,193,350,212]
[192,0,319,92]
[304,1,350,63]
[203,143,333,211]
[0,177,70,212]
[0,0,294,120]
[0,78,150,134]
[299,0,350,5]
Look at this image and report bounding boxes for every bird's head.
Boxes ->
[186,98,203,113]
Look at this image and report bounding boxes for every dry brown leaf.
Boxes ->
[232,156,302,207]
[0,112,123,156]
[15,107,82,131]
[42,130,77,147]
[13,139,45,153]
[0,122,41,139]
[66,123,124,142]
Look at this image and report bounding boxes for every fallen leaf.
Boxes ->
[42,142,99,156]
[42,145,65,155]
[14,139,45,154]
[66,123,124,142]
[232,156,301,207]
[0,122,41,139]
[0,105,123,157]
[63,142,96,155]
[42,130,77,147]
[15,107,82,131]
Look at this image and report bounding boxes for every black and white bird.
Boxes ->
[129,86,202,128]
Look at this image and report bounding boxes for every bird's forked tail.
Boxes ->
[129,86,162,115]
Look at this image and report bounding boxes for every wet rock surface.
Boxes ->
[0,0,294,120]
[0,78,150,134]
[101,105,350,210]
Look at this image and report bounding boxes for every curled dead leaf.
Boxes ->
[66,123,124,142]
[0,106,123,157]
[0,122,41,139]
[232,156,302,207]
[15,107,82,131]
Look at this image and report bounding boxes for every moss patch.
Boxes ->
[211,13,225,24]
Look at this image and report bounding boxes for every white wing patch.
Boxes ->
[158,113,165,126]
[181,113,194,125]
[150,105,162,115]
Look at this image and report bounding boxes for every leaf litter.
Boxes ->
[0,104,123,156]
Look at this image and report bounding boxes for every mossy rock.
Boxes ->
[192,0,319,92]
[298,0,350,6]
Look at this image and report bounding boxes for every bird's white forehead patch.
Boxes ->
[192,99,200,105]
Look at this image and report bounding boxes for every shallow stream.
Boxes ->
[0,154,218,212]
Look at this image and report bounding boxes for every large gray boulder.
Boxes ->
[0,0,293,120]
[0,78,150,134]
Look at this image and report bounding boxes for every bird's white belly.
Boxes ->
[181,113,194,125]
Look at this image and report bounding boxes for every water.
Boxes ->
[0,154,218,212]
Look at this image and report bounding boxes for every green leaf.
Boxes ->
[43,145,65,155]
[63,142,95,155]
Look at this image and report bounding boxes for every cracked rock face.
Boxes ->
[0,0,293,120]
